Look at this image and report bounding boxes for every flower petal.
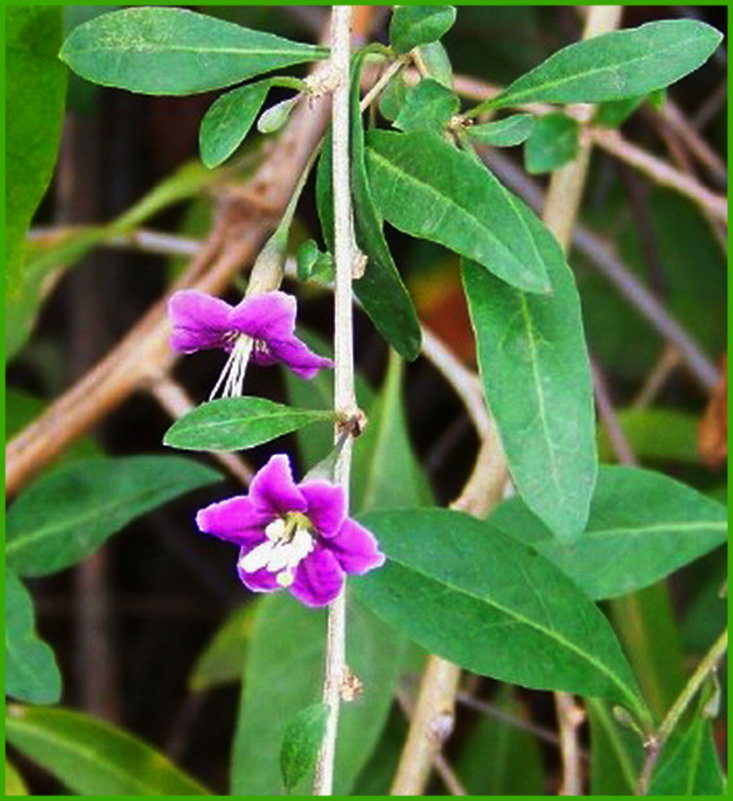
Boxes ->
[326,519,386,575]
[268,337,334,380]
[236,557,282,594]
[168,289,234,353]
[249,454,307,516]
[300,480,346,537]
[230,291,296,341]
[290,546,344,607]
[196,496,270,547]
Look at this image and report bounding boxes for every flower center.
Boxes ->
[209,335,254,399]
[238,512,315,588]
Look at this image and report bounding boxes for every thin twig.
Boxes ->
[635,629,728,795]
[313,7,354,796]
[456,691,589,755]
[591,359,638,467]
[631,346,682,409]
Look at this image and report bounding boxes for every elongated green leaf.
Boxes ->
[456,687,545,794]
[390,6,457,54]
[6,571,61,705]
[318,58,422,360]
[5,705,209,795]
[231,594,408,795]
[463,213,596,541]
[6,456,221,577]
[597,407,699,464]
[5,759,28,796]
[60,7,327,95]
[489,465,727,600]
[189,603,258,691]
[524,113,579,174]
[609,585,685,720]
[367,130,550,292]
[6,7,67,300]
[466,114,534,147]
[164,397,335,452]
[649,716,725,795]
[354,508,647,718]
[280,703,329,792]
[415,41,454,87]
[351,350,433,514]
[394,78,459,133]
[485,20,722,109]
[199,80,270,168]
[587,698,643,795]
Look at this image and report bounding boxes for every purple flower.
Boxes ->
[196,454,385,607]
[168,289,333,397]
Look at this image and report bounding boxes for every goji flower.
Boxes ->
[196,454,385,607]
[168,289,333,398]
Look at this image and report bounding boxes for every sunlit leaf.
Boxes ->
[60,7,327,95]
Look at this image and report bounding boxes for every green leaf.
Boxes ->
[59,7,327,96]
[489,465,727,600]
[609,585,685,719]
[296,239,334,284]
[6,456,221,577]
[466,114,535,147]
[257,94,299,133]
[415,40,454,87]
[587,698,643,795]
[649,716,726,795]
[524,113,579,174]
[462,218,596,541]
[280,703,329,792]
[594,95,646,127]
[5,759,28,796]
[367,130,551,292]
[318,59,422,361]
[597,407,699,464]
[377,69,408,121]
[5,705,209,795]
[456,686,545,794]
[199,80,270,168]
[484,20,723,109]
[6,7,67,301]
[393,78,459,133]
[351,350,433,514]
[354,508,646,717]
[390,6,457,54]
[5,571,61,705]
[164,396,335,452]
[189,603,258,691]
[231,594,408,795]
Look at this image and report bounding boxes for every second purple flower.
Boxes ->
[168,289,333,398]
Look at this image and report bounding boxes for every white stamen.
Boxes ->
[239,539,275,573]
[209,335,254,400]
[264,518,287,541]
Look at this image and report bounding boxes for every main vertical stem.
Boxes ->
[313,6,354,796]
